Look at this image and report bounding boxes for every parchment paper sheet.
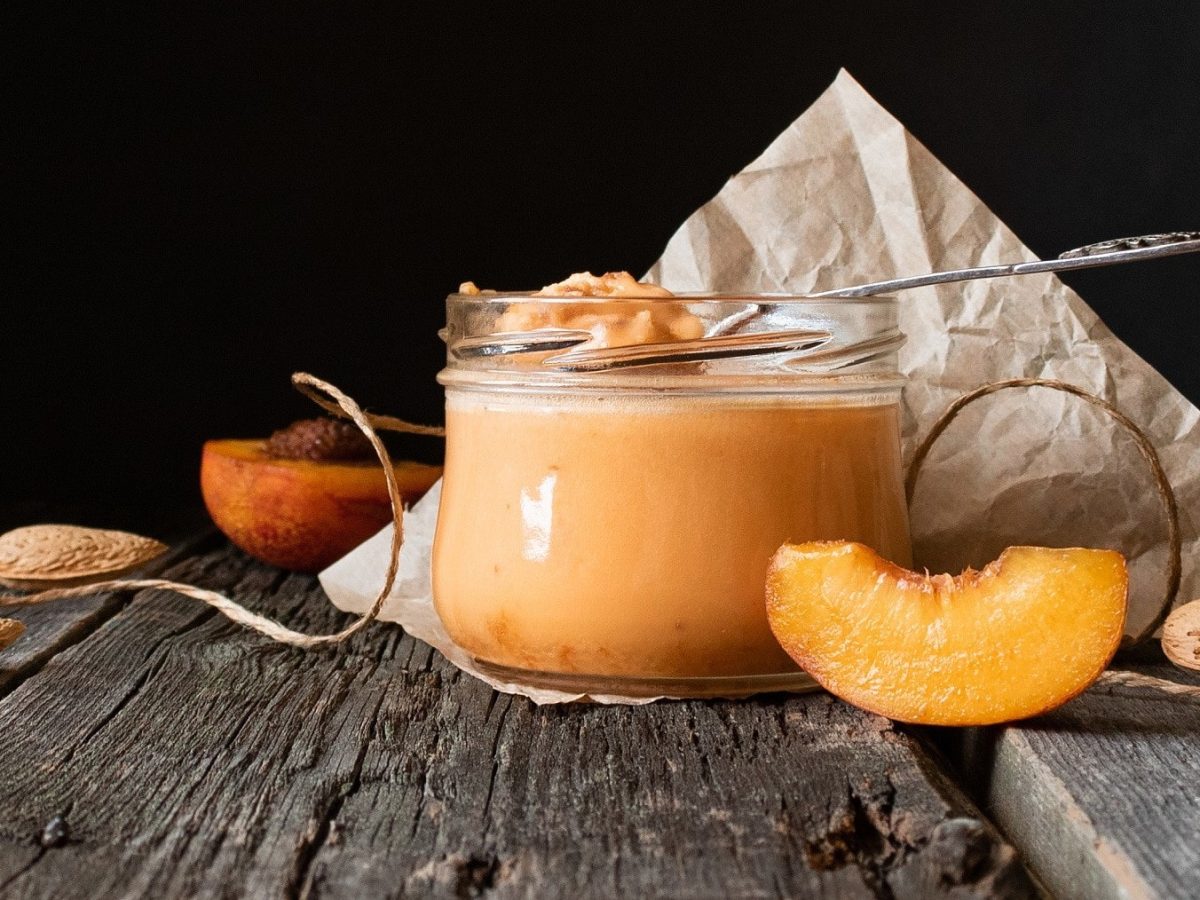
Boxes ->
[321,69,1199,704]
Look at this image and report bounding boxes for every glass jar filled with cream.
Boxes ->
[432,273,911,697]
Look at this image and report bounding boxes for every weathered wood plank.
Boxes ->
[0,542,1034,898]
[0,532,216,695]
[970,661,1200,900]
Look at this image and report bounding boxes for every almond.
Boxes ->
[0,525,167,589]
[1162,598,1200,672]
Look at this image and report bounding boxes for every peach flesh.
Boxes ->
[766,542,1127,725]
[201,439,441,572]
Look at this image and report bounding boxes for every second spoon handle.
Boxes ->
[808,231,1200,298]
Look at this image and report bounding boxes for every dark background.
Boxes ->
[5,4,1199,536]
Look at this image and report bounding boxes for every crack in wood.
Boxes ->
[0,845,46,894]
[55,649,173,772]
[0,802,77,893]
[407,763,430,843]
[480,693,513,830]
[452,851,502,898]
[291,684,387,900]
[803,777,904,889]
[170,703,262,827]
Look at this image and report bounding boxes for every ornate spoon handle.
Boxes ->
[810,231,1200,298]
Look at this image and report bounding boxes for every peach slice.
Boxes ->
[766,542,1127,725]
[201,439,441,572]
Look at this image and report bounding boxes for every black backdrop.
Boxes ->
[6,4,1199,535]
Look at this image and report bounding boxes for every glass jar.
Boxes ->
[432,291,910,697]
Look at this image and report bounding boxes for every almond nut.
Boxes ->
[0,525,167,589]
[1162,598,1200,672]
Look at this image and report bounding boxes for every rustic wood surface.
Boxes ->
[0,536,1036,899]
[0,535,206,695]
[967,659,1200,900]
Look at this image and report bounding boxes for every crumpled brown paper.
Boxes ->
[320,69,1198,704]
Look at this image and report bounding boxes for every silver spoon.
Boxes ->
[448,231,1199,368]
[808,231,1200,298]
[547,231,1200,370]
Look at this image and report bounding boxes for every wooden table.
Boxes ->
[0,533,1196,898]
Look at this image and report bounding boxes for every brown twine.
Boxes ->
[292,379,446,437]
[7,373,426,648]
[906,378,1182,647]
[1093,669,1200,698]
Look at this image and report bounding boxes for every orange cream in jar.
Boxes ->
[434,274,911,689]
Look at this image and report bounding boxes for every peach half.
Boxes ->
[766,542,1127,725]
[201,439,441,572]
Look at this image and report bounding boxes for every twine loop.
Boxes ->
[906,378,1181,646]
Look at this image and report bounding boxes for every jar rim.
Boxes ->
[448,291,896,305]
[443,290,903,382]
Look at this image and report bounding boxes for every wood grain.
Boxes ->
[0,542,1033,898]
[0,532,213,695]
[971,661,1200,900]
